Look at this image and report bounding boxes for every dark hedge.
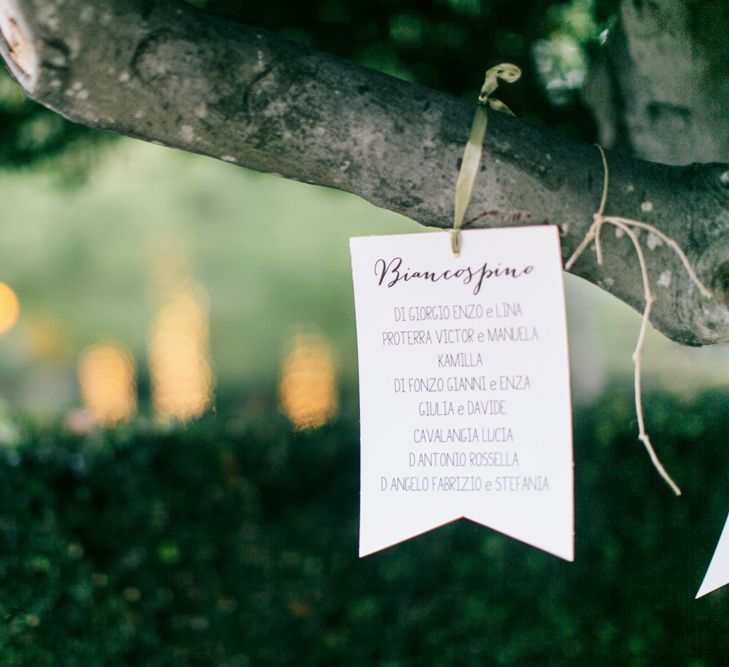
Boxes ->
[0,390,727,665]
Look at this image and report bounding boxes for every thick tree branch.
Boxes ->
[1,0,728,345]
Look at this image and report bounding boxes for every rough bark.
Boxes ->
[1,0,728,345]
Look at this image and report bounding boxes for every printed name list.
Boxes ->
[350,228,573,560]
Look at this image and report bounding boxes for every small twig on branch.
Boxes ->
[566,146,713,495]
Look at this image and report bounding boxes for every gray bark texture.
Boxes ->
[1,0,728,345]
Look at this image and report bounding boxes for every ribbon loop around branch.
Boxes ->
[451,63,521,257]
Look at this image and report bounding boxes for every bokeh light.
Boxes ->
[77,342,137,425]
[279,330,338,431]
[148,285,213,421]
[0,283,20,335]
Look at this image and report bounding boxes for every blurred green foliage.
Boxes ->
[0,70,107,177]
[0,390,727,665]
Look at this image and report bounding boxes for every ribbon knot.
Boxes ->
[451,63,522,257]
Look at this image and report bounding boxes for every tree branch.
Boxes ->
[1,0,728,345]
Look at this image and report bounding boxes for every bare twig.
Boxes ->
[565,146,713,495]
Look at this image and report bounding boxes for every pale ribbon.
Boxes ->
[451,63,521,256]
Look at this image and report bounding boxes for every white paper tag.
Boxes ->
[350,227,573,559]
[696,511,729,598]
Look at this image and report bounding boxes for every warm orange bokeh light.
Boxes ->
[0,283,20,335]
[78,342,137,425]
[148,286,213,421]
[279,330,338,431]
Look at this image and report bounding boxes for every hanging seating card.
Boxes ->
[350,226,573,559]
